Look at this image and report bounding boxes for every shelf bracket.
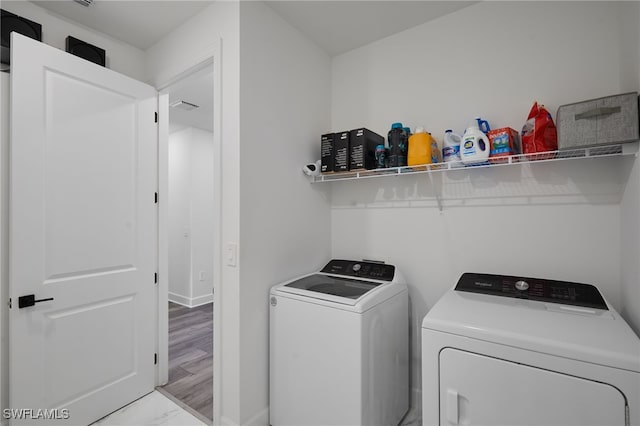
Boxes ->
[427,169,442,212]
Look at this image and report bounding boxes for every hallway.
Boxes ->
[161,302,213,422]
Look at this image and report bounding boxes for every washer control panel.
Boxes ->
[455,272,608,310]
[320,259,395,281]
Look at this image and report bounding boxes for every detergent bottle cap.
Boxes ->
[415,126,426,134]
[391,122,403,129]
[445,129,452,133]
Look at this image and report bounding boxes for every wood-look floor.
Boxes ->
[161,302,213,422]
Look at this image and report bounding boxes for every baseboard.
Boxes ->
[168,292,213,308]
[219,407,268,426]
[401,387,422,426]
[191,293,213,307]
[219,415,238,426]
[244,407,269,426]
[168,292,191,307]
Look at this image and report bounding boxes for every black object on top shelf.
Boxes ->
[66,36,106,67]
[1,9,42,65]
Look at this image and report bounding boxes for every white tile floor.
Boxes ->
[93,391,206,426]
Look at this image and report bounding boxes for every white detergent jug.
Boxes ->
[460,120,490,165]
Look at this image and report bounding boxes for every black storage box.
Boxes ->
[333,131,350,172]
[557,92,639,149]
[66,36,106,67]
[321,133,334,173]
[1,9,42,64]
[350,128,384,170]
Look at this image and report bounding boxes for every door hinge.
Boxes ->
[626,404,630,426]
[154,353,158,365]
[154,192,158,204]
[154,272,158,284]
[154,112,158,123]
[8,298,11,309]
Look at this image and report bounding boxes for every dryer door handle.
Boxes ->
[446,389,459,425]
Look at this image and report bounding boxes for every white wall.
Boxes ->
[0,73,9,426]
[0,1,146,81]
[620,0,640,336]
[189,128,215,303]
[168,127,214,307]
[145,2,243,423]
[330,1,639,420]
[621,158,640,336]
[168,128,194,304]
[238,1,331,423]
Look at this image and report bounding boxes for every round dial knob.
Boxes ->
[352,264,362,272]
[515,280,529,291]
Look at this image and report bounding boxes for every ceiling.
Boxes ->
[168,63,214,132]
[26,0,476,131]
[30,1,213,50]
[265,1,476,56]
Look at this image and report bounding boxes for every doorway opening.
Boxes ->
[157,62,215,424]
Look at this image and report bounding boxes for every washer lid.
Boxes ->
[423,288,640,372]
[277,274,382,305]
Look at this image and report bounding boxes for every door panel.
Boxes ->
[439,348,626,426]
[44,70,137,280]
[10,33,157,425]
[44,70,138,280]
[43,295,136,408]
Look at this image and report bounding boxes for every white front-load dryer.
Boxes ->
[270,259,409,426]
[422,273,640,426]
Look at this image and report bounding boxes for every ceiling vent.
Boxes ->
[170,100,199,111]
[73,0,93,7]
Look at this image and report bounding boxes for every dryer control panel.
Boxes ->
[320,259,395,281]
[455,273,608,310]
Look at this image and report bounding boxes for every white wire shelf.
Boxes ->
[311,142,639,184]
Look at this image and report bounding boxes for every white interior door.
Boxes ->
[9,33,157,425]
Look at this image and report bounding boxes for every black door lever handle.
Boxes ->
[18,294,54,309]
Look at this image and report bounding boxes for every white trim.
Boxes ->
[400,387,422,426]
[243,407,269,426]
[191,293,214,307]
[219,407,269,426]
[167,292,191,307]
[156,92,169,388]
[220,416,237,426]
[155,52,214,93]
[156,39,223,426]
[168,292,213,308]
[0,73,9,426]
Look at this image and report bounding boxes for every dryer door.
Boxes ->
[439,348,627,426]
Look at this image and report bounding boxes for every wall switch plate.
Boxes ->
[226,242,237,267]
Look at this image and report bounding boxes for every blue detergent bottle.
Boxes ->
[388,122,408,167]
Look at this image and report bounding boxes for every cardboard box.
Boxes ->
[350,128,384,170]
[320,133,334,173]
[488,127,521,163]
[333,131,350,172]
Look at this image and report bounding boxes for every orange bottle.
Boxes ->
[408,126,433,166]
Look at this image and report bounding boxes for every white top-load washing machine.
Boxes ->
[270,259,409,426]
[422,273,640,426]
